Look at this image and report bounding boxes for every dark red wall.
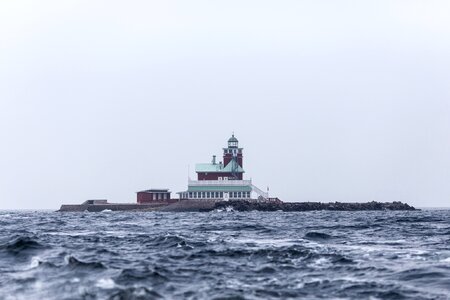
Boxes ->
[137,192,172,204]
[223,153,243,168]
[137,192,153,203]
[197,172,243,180]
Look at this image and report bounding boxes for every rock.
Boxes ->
[212,200,416,212]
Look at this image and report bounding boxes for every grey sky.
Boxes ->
[1,1,449,209]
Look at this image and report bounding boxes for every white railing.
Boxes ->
[251,184,269,199]
[188,179,252,186]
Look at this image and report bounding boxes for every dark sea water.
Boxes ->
[0,210,449,300]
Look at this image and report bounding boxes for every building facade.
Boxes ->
[137,189,171,203]
[178,134,268,201]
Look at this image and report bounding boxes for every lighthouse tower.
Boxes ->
[223,134,243,179]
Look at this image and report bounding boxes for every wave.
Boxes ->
[65,256,106,269]
[143,235,189,248]
[115,267,169,285]
[0,236,46,255]
[394,268,447,282]
[110,287,162,299]
[189,244,312,261]
[304,232,334,240]
[395,216,444,223]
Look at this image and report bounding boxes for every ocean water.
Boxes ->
[0,210,449,300]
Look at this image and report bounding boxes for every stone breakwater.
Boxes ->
[213,200,417,212]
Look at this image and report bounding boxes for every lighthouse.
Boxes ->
[195,134,245,181]
[177,134,269,201]
[222,134,243,179]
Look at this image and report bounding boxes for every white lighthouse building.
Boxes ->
[178,134,270,201]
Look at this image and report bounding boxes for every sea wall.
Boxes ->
[58,201,176,212]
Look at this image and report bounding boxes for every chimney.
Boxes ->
[212,155,217,165]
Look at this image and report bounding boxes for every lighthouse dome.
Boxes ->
[228,134,238,143]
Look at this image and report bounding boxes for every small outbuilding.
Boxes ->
[137,189,171,204]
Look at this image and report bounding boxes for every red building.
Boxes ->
[137,189,171,204]
[195,134,244,180]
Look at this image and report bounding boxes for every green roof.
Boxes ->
[228,134,238,143]
[222,160,244,173]
[195,163,223,173]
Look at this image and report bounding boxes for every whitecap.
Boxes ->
[307,257,331,268]
[230,237,296,247]
[28,256,41,270]
[95,278,115,289]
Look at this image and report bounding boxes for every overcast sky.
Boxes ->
[1,1,449,209]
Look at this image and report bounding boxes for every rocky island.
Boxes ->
[58,199,416,212]
[58,135,417,213]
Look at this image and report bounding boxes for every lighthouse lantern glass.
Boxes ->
[228,141,238,148]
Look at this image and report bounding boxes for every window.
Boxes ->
[189,192,192,198]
